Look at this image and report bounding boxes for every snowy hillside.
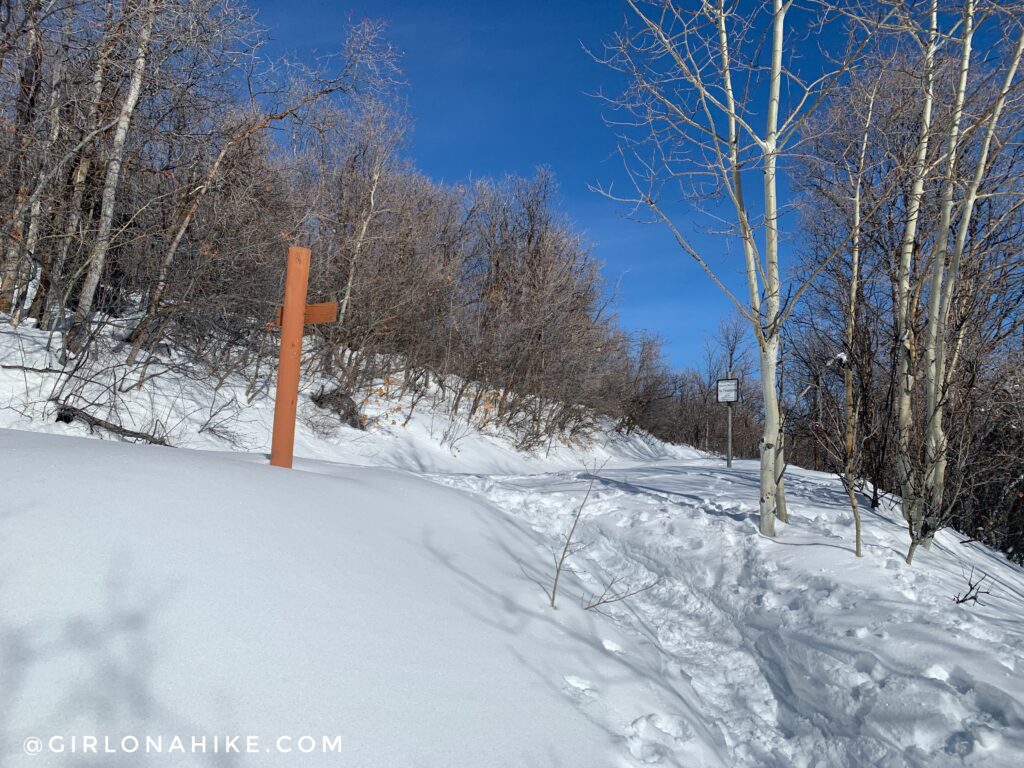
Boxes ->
[2,325,1024,767]
[0,323,693,474]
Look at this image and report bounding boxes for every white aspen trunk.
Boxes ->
[922,21,1024,547]
[1,4,42,308]
[843,352,862,556]
[844,171,864,558]
[712,0,779,535]
[1,7,119,296]
[759,332,780,537]
[12,11,69,326]
[71,1,155,339]
[710,0,792,536]
[917,0,975,554]
[896,1,938,564]
[337,167,382,328]
[774,399,788,523]
[758,0,788,534]
[844,85,876,559]
[12,196,43,324]
[45,5,114,328]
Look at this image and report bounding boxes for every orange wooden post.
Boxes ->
[270,246,311,468]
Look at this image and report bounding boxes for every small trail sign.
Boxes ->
[716,378,739,403]
[717,376,738,469]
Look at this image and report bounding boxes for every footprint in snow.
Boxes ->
[561,675,598,701]
[626,713,693,764]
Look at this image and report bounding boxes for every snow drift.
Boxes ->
[0,429,638,767]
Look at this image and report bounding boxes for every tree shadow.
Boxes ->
[0,556,242,768]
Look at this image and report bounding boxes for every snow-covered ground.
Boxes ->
[0,322,690,474]
[2,323,1023,767]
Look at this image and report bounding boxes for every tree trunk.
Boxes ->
[894,1,938,559]
[69,1,155,350]
[337,167,382,328]
[758,0,788,532]
[1,1,43,310]
[13,7,70,326]
[758,332,781,537]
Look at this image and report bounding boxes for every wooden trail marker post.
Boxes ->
[269,246,338,468]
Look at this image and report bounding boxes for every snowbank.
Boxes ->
[0,429,652,767]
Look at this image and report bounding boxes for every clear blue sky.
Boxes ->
[252,0,745,369]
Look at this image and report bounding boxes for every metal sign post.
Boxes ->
[727,397,733,469]
[716,374,739,468]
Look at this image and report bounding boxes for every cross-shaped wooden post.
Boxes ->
[269,245,338,468]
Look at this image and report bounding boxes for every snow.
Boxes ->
[0,322,696,475]
[437,465,1024,766]
[2,322,1024,767]
[1,429,636,767]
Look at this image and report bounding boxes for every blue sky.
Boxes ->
[252,0,746,369]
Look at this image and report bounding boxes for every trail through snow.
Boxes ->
[431,461,1024,767]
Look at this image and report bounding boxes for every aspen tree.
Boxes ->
[600,0,883,535]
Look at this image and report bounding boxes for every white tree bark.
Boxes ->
[338,166,382,328]
[915,12,1024,559]
[894,0,938,563]
[762,0,789,530]
[1,1,42,308]
[892,0,1024,564]
[712,0,788,536]
[612,0,879,537]
[70,0,155,343]
[842,80,879,558]
[915,0,976,559]
[12,8,71,326]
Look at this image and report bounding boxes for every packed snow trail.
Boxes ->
[432,460,1024,767]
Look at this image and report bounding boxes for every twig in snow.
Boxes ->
[953,565,992,606]
[582,575,660,614]
[547,459,608,609]
[52,403,169,445]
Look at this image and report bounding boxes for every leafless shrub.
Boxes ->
[547,461,606,609]
[953,566,992,606]
[298,399,341,441]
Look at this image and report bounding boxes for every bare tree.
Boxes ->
[597,0,881,536]
[790,2,1024,564]
[67,0,156,352]
[876,0,1024,563]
